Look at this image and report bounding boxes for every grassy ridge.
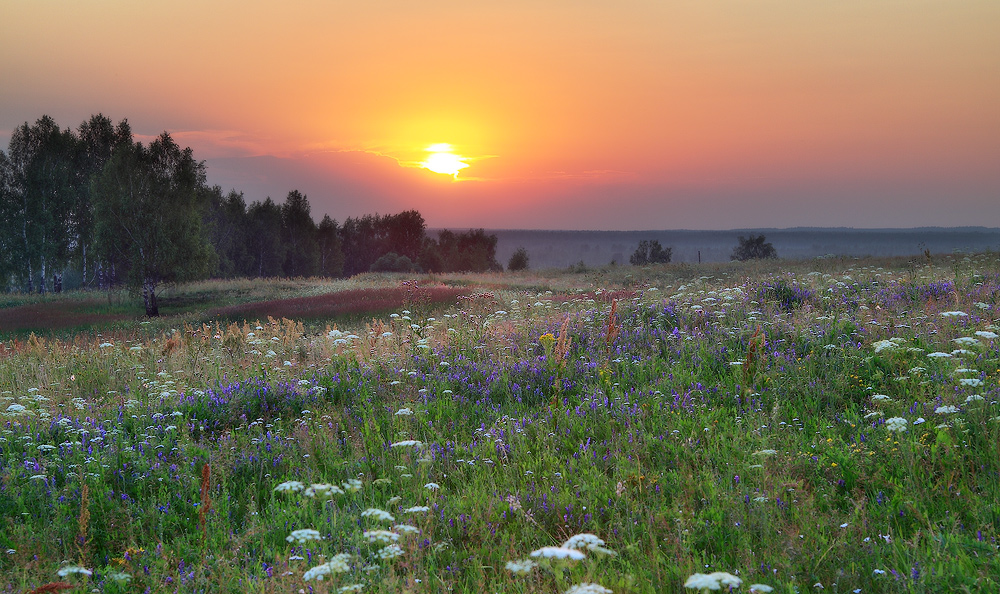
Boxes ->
[0,255,998,593]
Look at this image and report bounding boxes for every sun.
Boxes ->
[420,144,469,177]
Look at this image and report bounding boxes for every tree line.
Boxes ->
[0,114,501,315]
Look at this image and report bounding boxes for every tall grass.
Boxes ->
[1,254,998,592]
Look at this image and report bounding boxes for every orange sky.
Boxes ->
[2,1,999,229]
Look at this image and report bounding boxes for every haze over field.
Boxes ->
[3,1,999,229]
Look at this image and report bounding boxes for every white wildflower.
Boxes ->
[529,547,586,561]
[339,584,365,593]
[424,482,440,490]
[927,352,952,358]
[935,405,959,414]
[404,505,430,513]
[565,583,613,594]
[361,508,395,522]
[505,559,538,575]
[342,478,362,492]
[749,585,774,593]
[563,533,617,555]
[377,544,404,560]
[274,480,305,493]
[940,311,968,318]
[363,530,399,543]
[57,565,93,577]
[390,440,423,448]
[303,563,332,581]
[395,407,414,416]
[287,529,323,544]
[965,394,985,404]
[974,330,998,340]
[959,378,983,387]
[885,417,907,432]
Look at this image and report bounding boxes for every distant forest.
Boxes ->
[0,115,501,313]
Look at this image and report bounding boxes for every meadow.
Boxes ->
[1,254,998,593]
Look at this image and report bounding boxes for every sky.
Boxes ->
[2,0,999,230]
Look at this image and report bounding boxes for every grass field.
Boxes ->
[1,254,998,593]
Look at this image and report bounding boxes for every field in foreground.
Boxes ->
[1,255,998,593]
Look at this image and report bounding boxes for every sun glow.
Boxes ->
[420,144,469,177]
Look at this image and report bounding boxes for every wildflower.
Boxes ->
[752,449,778,456]
[404,505,430,513]
[885,417,907,432]
[749,586,774,593]
[871,394,891,401]
[959,378,983,387]
[328,553,352,573]
[940,311,968,317]
[377,544,404,560]
[287,529,323,544]
[390,440,423,448]
[395,407,414,416]
[965,394,985,404]
[303,562,332,581]
[57,565,93,577]
[563,533,616,555]
[913,417,926,425]
[974,330,998,340]
[393,523,420,534]
[529,547,586,561]
[565,584,613,594]
[363,530,399,543]
[4,404,28,416]
[339,585,365,593]
[361,508,395,522]
[505,559,538,575]
[935,405,959,414]
[927,352,952,358]
[872,340,899,353]
[424,482,440,490]
[274,480,305,493]
[684,572,742,590]
[305,483,344,497]
[342,478,362,492]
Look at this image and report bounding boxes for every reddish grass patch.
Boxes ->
[209,286,471,322]
[0,300,131,333]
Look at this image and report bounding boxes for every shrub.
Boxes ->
[630,240,672,265]
[370,252,418,273]
[731,234,778,261]
[508,247,530,271]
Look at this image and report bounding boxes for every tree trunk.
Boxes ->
[143,280,159,317]
[54,273,62,293]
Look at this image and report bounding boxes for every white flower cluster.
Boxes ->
[505,559,538,575]
[885,417,907,432]
[363,530,400,543]
[529,546,586,561]
[565,583,613,594]
[287,529,322,544]
[361,508,395,522]
[562,533,617,556]
[302,554,352,581]
[684,571,742,590]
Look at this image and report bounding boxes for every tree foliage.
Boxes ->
[731,234,778,261]
[91,133,214,315]
[0,112,504,300]
[630,239,672,265]
[508,246,530,271]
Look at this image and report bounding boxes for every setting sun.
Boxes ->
[420,144,469,177]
